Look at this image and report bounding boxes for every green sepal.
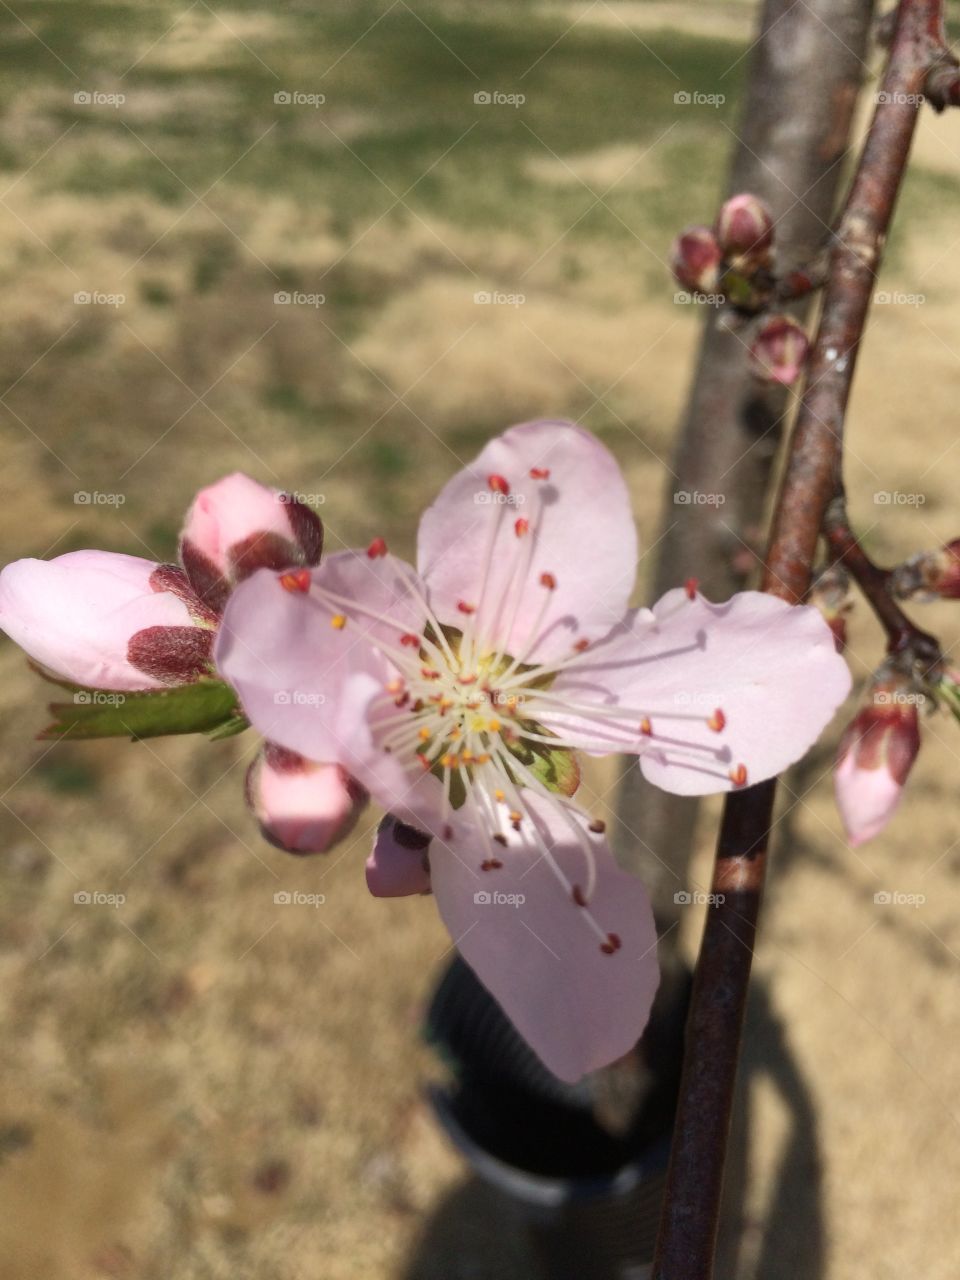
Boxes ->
[40,677,246,741]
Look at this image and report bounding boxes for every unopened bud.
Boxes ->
[715,193,774,262]
[246,744,367,855]
[670,226,722,293]
[180,473,323,613]
[890,538,960,602]
[748,314,809,385]
[834,668,921,847]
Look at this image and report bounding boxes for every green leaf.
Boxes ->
[41,678,246,741]
[524,742,581,797]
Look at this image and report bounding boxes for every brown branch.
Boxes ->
[652,2,951,1275]
[614,0,875,953]
[822,494,942,670]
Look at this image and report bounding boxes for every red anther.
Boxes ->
[421,667,441,680]
[442,824,453,841]
[366,536,388,558]
[514,517,530,537]
[639,717,652,736]
[600,940,617,955]
[416,752,431,771]
[685,577,699,600]
[410,699,424,713]
[529,467,550,480]
[278,569,311,593]
[394,692,409,708]
[481,860,493,872]
[708,708,726,733]
[489,858,503,870]
[607,932,622,952]
[400,633,420,647]
[540,571,557,590]
[460,673,478,685]
[573,637,590,652]
[572,884,588,908]
[588,818,606,834]
[488,474,510,496]
[729,763,748,787]
[492,833,508,847]
[457,600,476,615]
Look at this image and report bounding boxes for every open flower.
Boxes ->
[212,421,849,1080]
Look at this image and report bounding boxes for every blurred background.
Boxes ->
[0,2,959,1277]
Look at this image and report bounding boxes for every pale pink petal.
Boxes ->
[215,553,448,833]
[540,588,851,794]
[366,816,432,896]
[834,748,906,847]
[417,420,637,665]
[430,789,660,1082]
[0,551,202,690]
[246,744,367,854]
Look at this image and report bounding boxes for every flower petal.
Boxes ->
[541,588,851,794]
[216,552,447,833]
[429,789,659,1082]
[0,551,200,690]
[417,420,637,665]
[366,816,432,897]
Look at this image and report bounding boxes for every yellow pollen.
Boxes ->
[494,789,505,802]
[441,753,459,769]
[487,718,501,732]
[475,752,491,764]
[418,727,431,741]
[331,614,347,630]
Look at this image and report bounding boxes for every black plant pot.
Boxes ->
[425,955,691,1280]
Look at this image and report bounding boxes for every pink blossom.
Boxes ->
[180,473,323,612]
[0,551,215,690]
[214,420,850,1080]
[834,674,921,846]
[246,743,367,854]
[366,816,432,897]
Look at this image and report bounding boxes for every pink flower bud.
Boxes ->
[834,672,921,846]
[748,314,809,385]
[669,226,722,294]
[365,815,432,897]
[0,551,214,690]
[715,192,774,260]
[246,744,367,855]
[180,473,323,612]
[890,538,960,601]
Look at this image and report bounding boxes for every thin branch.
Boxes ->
[652,2,951,1275]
